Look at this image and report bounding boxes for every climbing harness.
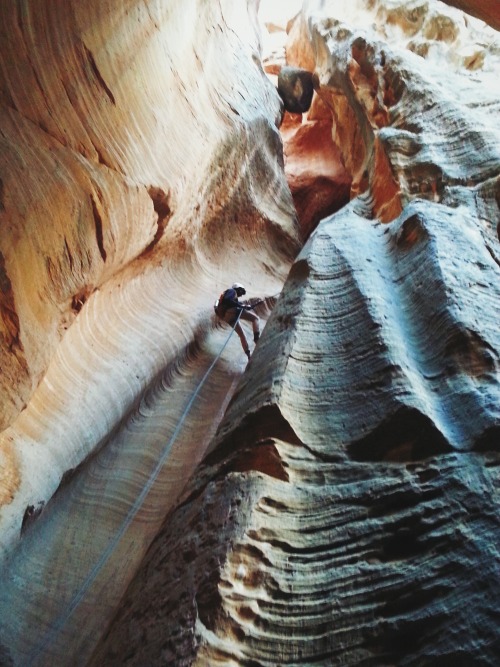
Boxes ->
[27,309,244,666]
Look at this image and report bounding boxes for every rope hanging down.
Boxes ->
[27,309,244,666]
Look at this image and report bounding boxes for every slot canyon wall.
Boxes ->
[1,0,500,665]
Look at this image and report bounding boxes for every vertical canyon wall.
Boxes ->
[1,0,500,665]
[0,0,299,664]
[92,0,500,665]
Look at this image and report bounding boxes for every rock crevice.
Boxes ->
[1,0,500,665]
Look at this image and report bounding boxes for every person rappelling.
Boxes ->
[214,283,260,359]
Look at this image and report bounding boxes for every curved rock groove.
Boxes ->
[0,314,251,666]
[2,0,500,665]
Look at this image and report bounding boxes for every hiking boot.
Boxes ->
[245,349,251,360]
[254,332,260,343]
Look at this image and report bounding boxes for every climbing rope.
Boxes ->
[27,309,245,666]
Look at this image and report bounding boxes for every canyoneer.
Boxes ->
[214,283,260,359]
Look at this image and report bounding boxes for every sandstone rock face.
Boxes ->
[445,0,500,31]
[0,0,299,664]
[2,0,500,665]
[280,102,351,240]
[267,42,351,242]
[92,204,500,665]
[90,0,500,665]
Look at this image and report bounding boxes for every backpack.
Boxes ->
[214,291,227,317]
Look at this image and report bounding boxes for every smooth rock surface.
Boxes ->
[445,0,500,30]
[280,101,351,240]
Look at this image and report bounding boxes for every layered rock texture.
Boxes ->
[1,0,500,665]
[0,0,298,664]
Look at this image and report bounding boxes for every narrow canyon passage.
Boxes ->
[1,0,500,665]
[0,0,300,663]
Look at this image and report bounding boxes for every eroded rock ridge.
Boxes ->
[1,0,500,665]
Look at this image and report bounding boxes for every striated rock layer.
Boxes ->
[0,0,299,664]
[1,0,500,665]
[92,200,500,665]
[91,0,500,665]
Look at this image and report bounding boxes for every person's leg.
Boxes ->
[234,323,250,357]
[223,309,250,356]
[240,309,260,342]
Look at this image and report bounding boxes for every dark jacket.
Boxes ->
[216,288,244,317]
